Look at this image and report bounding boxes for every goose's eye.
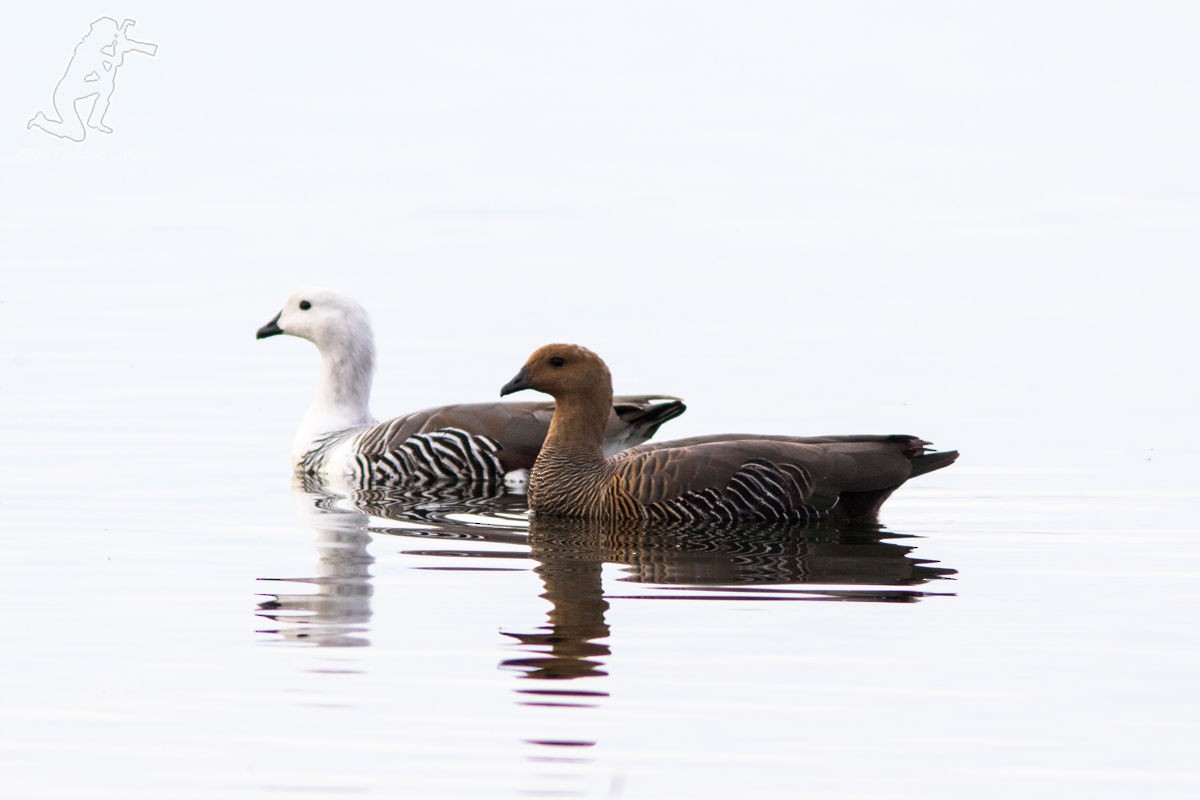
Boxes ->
[299,300,312,310]
[549,356,565,367]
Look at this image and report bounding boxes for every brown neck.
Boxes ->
[542,388,613,462]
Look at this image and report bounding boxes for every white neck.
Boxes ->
[291,333,377,463]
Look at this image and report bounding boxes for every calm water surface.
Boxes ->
[2,277,1197,799]
[6,452,1197,799]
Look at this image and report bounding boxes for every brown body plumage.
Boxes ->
[500,344,958,524]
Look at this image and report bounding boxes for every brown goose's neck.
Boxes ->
[541,391,612,463]
[529,388,615,516]
[526,365,617,516]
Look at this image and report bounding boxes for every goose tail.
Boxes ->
[909,449,959,478]
[614,398,688,440]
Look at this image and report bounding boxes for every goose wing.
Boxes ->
[626,435,942,490]
[357,396,685,470]
[609,436,955,520]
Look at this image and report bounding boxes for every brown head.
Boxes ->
[500,344,613,402]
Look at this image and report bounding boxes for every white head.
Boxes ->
[256,286,374,351]
[257,287,378,459]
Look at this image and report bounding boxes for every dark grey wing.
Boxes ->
[627,434,955,490]
[611,436,957,523]
[358,397,686,471]
[374,403,550,467]
[604,395,687,455]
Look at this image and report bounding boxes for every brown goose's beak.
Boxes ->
[256,312,283,339]
[500,367,532,397]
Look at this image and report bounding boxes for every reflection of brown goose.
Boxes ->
[501,344,957,523]
[500,516,955,683]
[526,516,954,593]
[257,289,685,488]
[502,554,612,683]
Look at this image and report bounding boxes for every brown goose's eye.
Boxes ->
[549,356,565,367]
[299,300,312,310]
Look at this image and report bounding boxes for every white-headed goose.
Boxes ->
[257,290,685,488]
[500,344,957,523]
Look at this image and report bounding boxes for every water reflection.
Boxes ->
[260,486,956,791]
[257,482,526,647]
[260,484,955,661]
[256,487,376,647]
[258,484,950,662]
[499,517,954,694]
[526,516,954,594]
[503,545,611,684]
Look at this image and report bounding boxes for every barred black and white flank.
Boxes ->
[501,344,959,524]
[299,425,503,490]
[257,288,686,490]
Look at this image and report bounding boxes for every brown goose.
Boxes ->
[500,344,958,523]
[257,289,685,488]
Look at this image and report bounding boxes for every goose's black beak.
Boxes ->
[500,367,532,397]
[256,312,283,339]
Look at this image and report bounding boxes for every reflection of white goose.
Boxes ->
[256,288,685,490]
[256,492,374,647]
